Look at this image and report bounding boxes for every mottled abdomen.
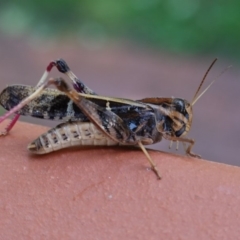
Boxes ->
[28,121,118,154]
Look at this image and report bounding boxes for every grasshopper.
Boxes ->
[0,58,222,179]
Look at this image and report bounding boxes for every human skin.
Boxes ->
[0,120,240,240]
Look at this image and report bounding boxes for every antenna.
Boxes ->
[191,60,231,106]
[191,58,217,106]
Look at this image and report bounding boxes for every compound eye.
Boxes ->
[174,99,185,113]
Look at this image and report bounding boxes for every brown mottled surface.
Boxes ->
[1,120,240,239]
[0,35,239,167]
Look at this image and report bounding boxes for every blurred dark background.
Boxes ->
[0,1,239,165]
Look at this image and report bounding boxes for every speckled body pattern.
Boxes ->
[0,85,88,122]
[0,85,192,150]
[0,58,215,179]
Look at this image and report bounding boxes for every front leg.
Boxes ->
[163,134,201,158]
